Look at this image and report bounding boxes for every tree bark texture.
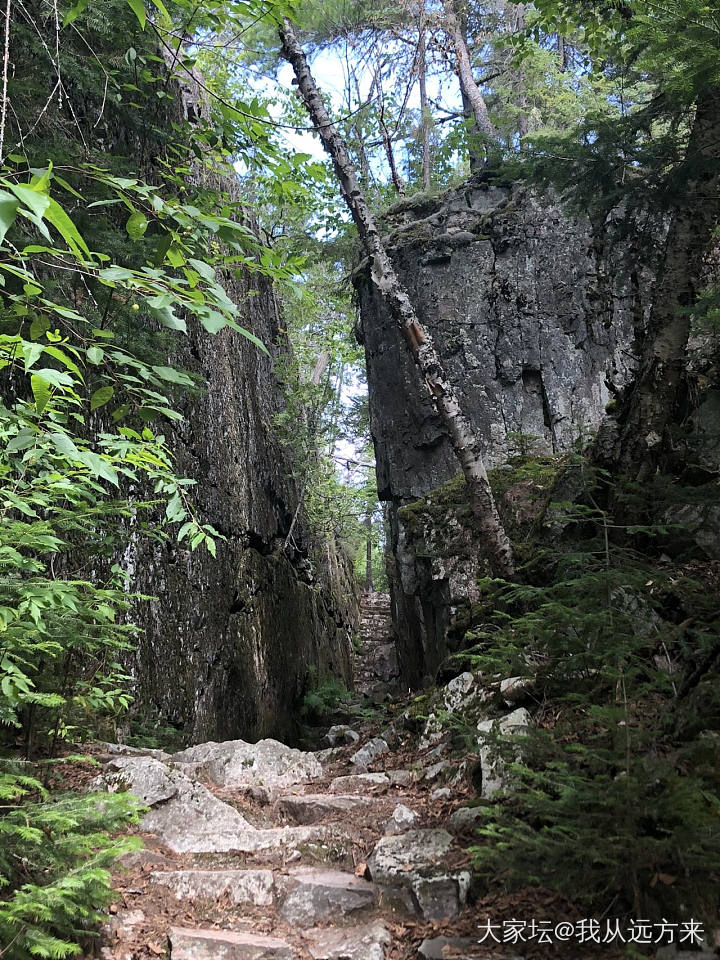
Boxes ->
[418,14,432,190]
[614,84,720,481]
[279,18,515,580]
[442,0,494,165]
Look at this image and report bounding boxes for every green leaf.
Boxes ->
[51,432,80,458]
[0,189,19,245]
[9,184,51,220]
[45,197,91,259]
[63,0,90,26]
[31,368,73,389]
[126,210,149,240]
[99,266,134,283]
[91,386,114,411]
[126,0,147,30]
[87,346,104,365]
[6,428,35,454]
[29,315,50,340]
[187,258,216,282]
[199,310,225,334]
[22,340,44,371]
[30,375,50,413]
[150,0,170,19]
[43,344,83,380]
[147,300,186,333]
[226,318,269,355]
[151,365,193,386]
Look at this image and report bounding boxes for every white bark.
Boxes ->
[279,18,515,579]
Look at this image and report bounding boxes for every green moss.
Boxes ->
[488,454,562,498]
[397,473,468,531]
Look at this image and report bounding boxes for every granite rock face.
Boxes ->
[125,206,357,744]
[355,180,653,683]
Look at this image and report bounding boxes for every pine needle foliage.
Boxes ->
[466,458,720,922]
[0,764,142,960]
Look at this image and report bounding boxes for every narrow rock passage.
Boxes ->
[93,716,506,959]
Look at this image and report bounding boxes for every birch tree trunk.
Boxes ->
[613,84,720,481]
[279,18,515,580]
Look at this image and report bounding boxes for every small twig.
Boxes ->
[0,0,11,162]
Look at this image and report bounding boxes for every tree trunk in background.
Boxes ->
[279,18,516,580]
[509,3,529,139]
[613,84,720,482]
[442,0,494,168]
[418,10,432,190]
[557,34,568,72]
[376,68,405,195]
[365,511,374,592]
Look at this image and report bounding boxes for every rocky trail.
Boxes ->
[84,597,614,960]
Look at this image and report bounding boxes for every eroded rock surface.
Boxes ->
[171,738,322,789]
[355,179,653,683]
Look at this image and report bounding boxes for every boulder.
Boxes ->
[384,804,419,835]
[92,756,181,806]
[278,868,377,927]
[446,806,487,833]
[169,927,294,960]
[424,760,450,782]
[151,869,274,906]
[324,726,360,747]
[171,739,322,789]
[419,672,487,748]
[499,676,533,705]
[386,769,414,786]
[411,873,471,921]
[431,787,452,801]
[97,742,171,762]
[476,708,531,798]
[367,829,454,886]
[419,937,518,960]
[349,738,388,770]
[139,777,255,853]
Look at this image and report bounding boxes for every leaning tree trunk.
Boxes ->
[441,0,494,166]
[279,18,515,580]
[614,84,720,481]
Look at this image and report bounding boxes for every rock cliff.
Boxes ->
[355,178,653,684]
[127,259,357,744]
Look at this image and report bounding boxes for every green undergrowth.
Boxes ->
[453,465,720,931]
[0,761,143,960]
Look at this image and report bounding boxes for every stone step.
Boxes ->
[328,770,412,794]
[419,937,517,960]
[150,869,274,906]
[302,921,390,960]
[278,867,377,926]
[169,927,295,960]
[275,793,375,825]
